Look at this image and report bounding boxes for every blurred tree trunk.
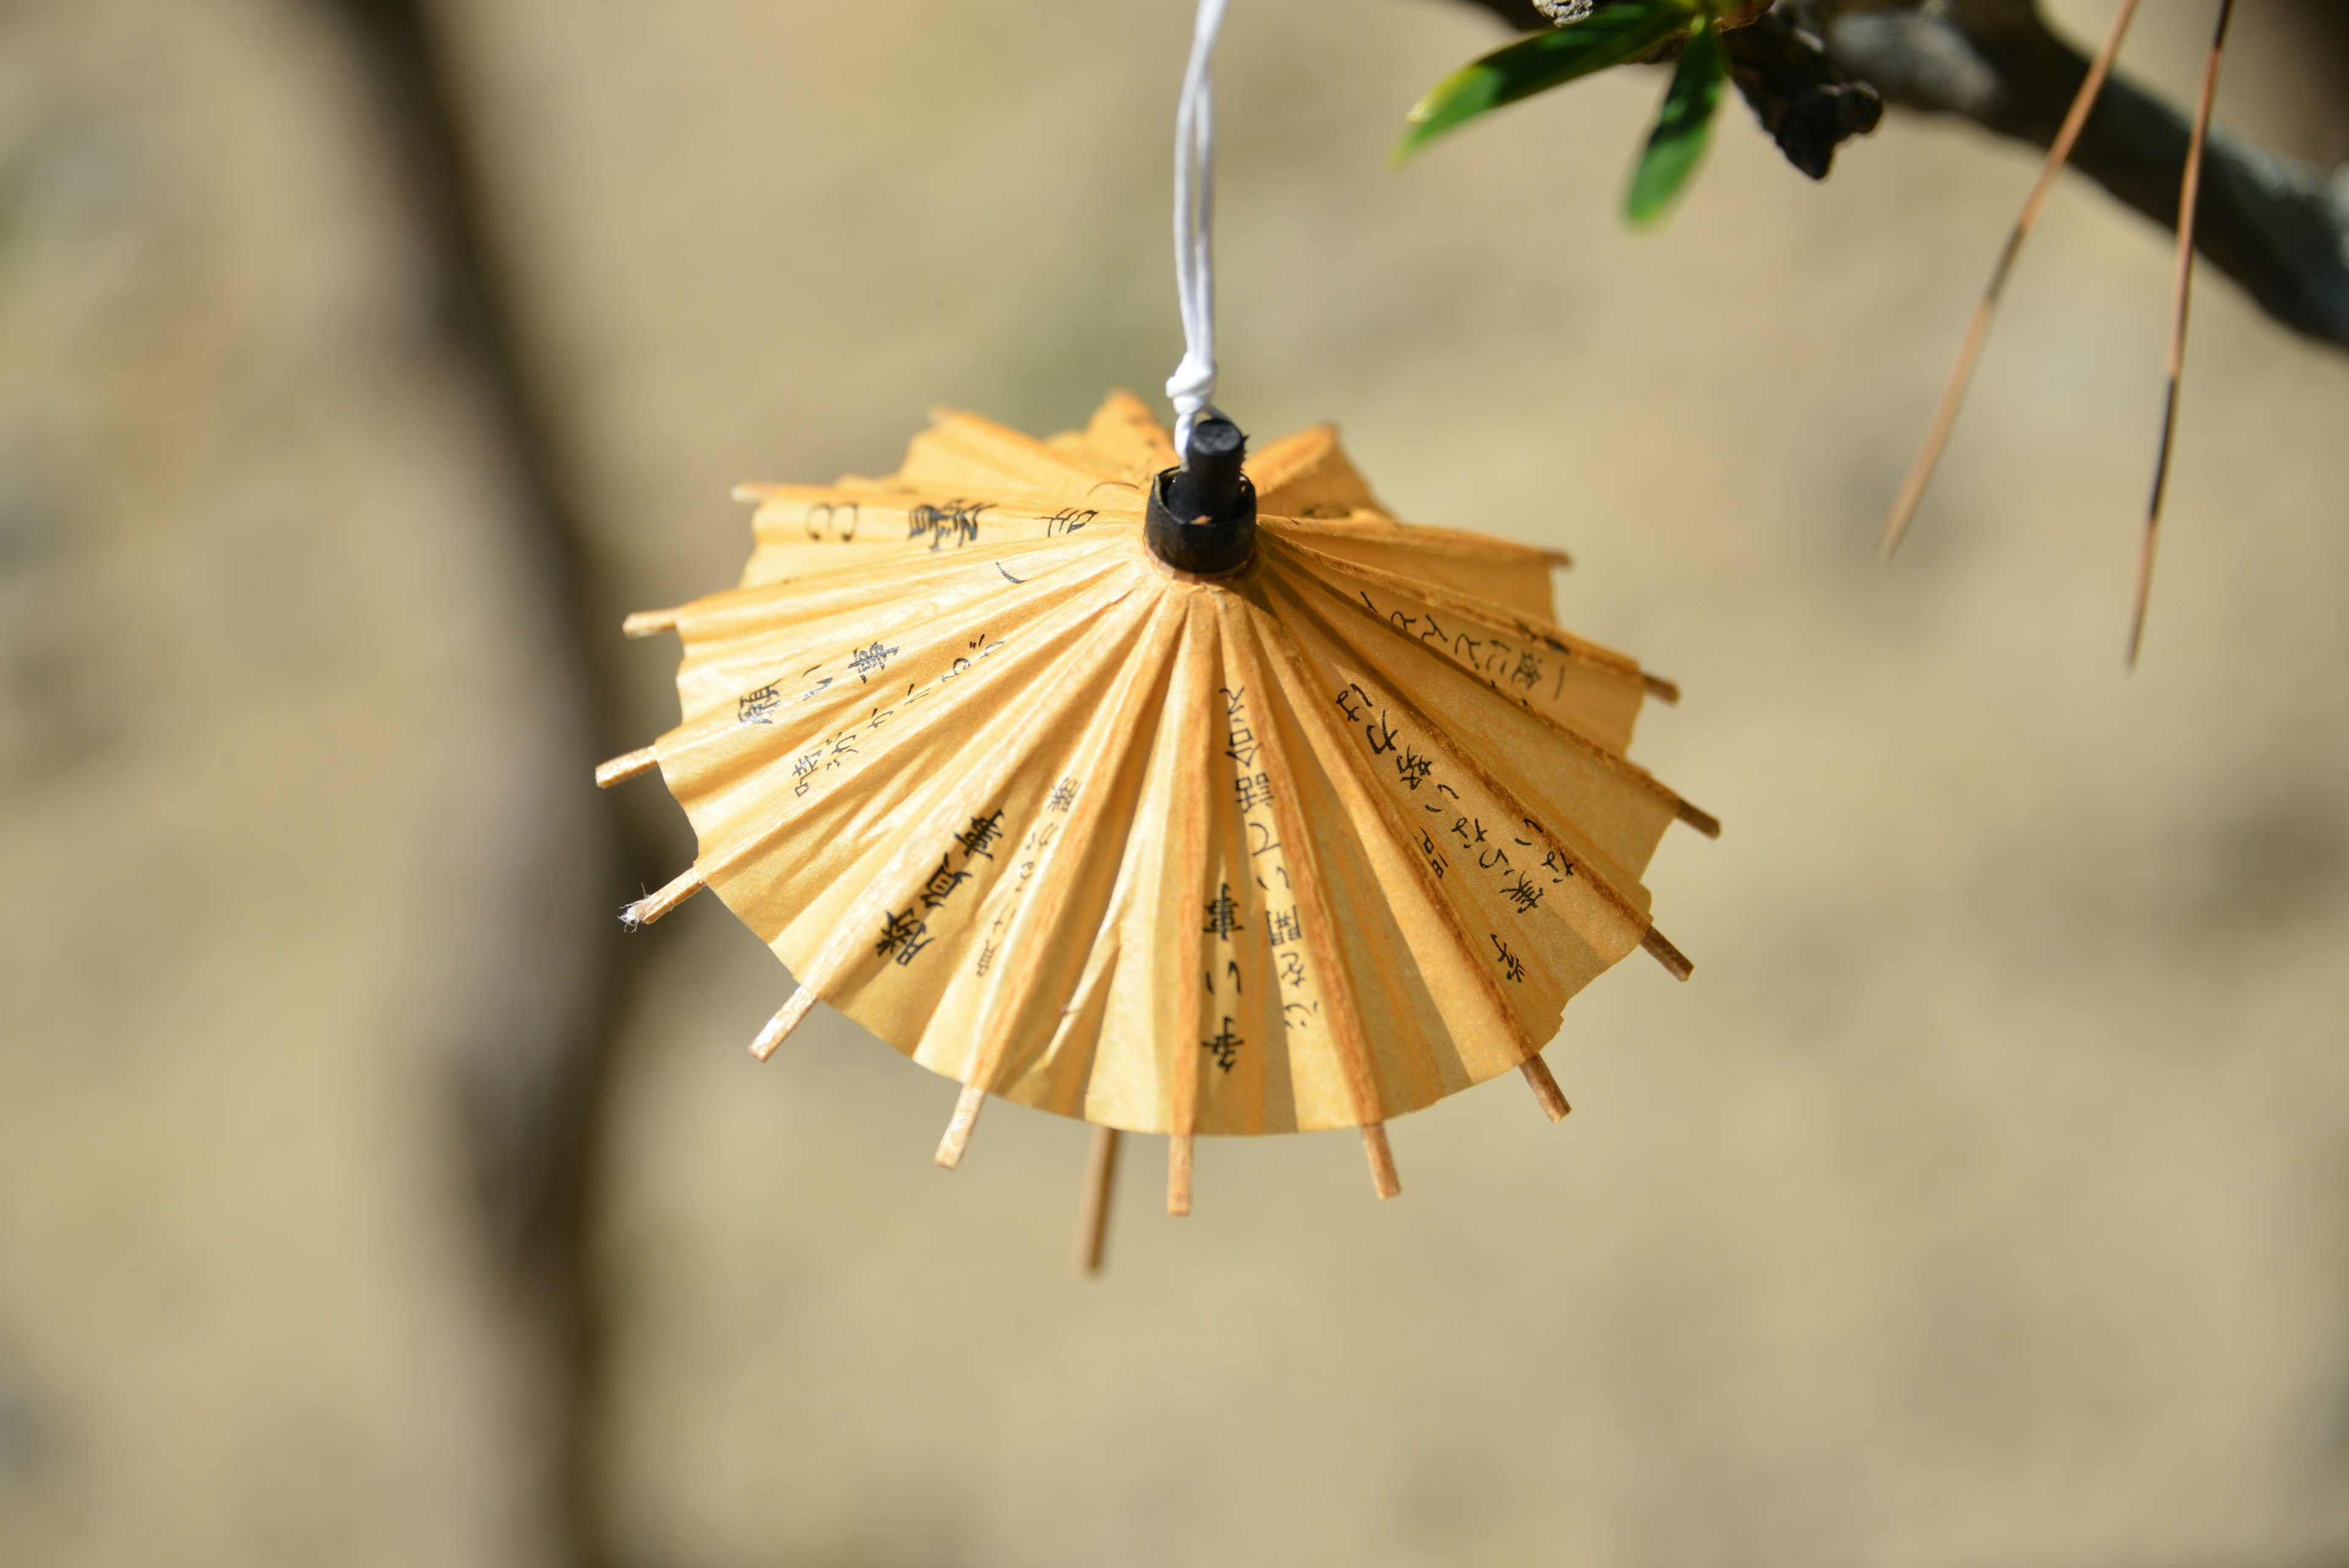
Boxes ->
[314,3,658,1566]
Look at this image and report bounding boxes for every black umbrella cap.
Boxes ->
[1146,415,1256,576]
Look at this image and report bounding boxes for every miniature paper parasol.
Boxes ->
[598,392,1716,1260]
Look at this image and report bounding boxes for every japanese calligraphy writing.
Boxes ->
[954,810,1004,860]
[918,854,971,912]
[737,683,781,725]
[1203,883,1244,940]
[1490,932,1526,983]
[848,640,900,683]
[877,908,932,966]
[907,499,989,551]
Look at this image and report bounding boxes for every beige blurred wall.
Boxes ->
[2,1,2347,1565]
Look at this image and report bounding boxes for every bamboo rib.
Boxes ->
[1245,570,1556,1100]
[1077,1126,1121,1274]
[1220,603,1390,1156]
[1878,0,2143,557]
[595,744,659,789]
[1262,565,1666,956]
[1641,924,1694,981]
[1362,1123,1402,1200]
[1642,673,1681,705]
[1168,1133,1194,1216]
[622,866,705,929]
[1520,1054,1571,1123]
[622,608,683,639]
[935,1082,986,1169]
[748,985,819,1061]
[2129,0,2235,669]
[1675,798,1723,839]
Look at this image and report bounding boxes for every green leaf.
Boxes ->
[1623,11,1727,226]
[1395,0,1696,166]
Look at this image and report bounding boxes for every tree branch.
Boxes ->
[1434,0,2349,350]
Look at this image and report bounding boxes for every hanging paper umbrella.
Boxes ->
[597,392,1717,1262]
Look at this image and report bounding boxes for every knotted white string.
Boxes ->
[1167,0,1230,460]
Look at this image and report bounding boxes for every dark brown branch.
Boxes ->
[1434,0,2349,350]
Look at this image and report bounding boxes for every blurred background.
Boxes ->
[3,1,2347,1564]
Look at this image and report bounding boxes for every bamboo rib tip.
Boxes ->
[1675,798,1723,839]
[1077,1126,1122,1276]
[1642,672,1681,705]
[1167,1133,1194,1217]
[1641,924,1694,982]
[935,1082,986,1170]
[594,744,659,789]
[620,865,706,931]
[749,986,818,1062]
[1361,1123,1401,1200]
[622,608,682,639]
[1520,1055,1572,1123]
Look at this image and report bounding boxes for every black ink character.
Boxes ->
[803,500,859,541]
[1047,777,1079,811]
[919,854,971,912]
[1267,906,1303,948]
[738,683,781,725]
[1234,773,1274,814]
[907,499,988,551]
[1203,882,1244,941]
[1489,933,1526,983]
[1201,1017,1243,1073]
[954,809,1004,860]
[877,908,931,965]
[1417,828,1450,880]
[849,640,900,683]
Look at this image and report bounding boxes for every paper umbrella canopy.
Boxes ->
[598,392,1715,1237]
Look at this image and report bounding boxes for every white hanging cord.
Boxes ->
[1167,0,1230,460]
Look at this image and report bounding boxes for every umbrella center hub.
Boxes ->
[1146,415,1255,575]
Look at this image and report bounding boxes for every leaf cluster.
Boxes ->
[1398,0,1732,228]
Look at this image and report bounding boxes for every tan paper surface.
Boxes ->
[634,393,1703,1135]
